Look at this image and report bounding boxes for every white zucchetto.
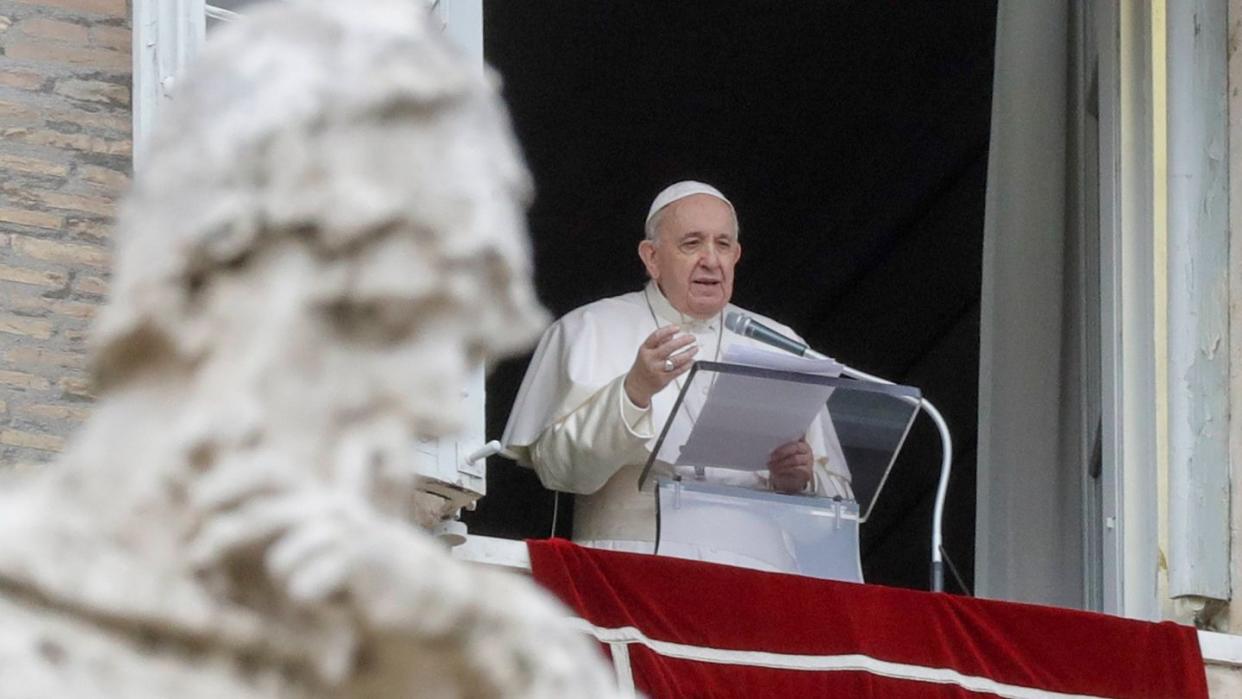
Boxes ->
[645,180,735,225]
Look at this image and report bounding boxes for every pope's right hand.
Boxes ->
[623,325,698,408]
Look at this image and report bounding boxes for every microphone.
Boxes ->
[724,310,814,357]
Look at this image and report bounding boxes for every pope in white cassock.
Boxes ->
[502,181,850,563]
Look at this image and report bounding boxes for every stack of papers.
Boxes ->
[672,346,841,471]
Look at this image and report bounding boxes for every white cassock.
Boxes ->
[503,281,851,560]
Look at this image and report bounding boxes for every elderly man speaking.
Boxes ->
[503,181,850,559]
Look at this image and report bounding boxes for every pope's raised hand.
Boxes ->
[623,325,698,408]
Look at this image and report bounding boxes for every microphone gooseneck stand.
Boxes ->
[802,347,954,594]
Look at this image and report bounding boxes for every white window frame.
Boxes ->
[132,0,205,169]
[1097,0,1162,622]
[1099,0,1233,627]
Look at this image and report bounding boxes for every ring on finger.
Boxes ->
[663,358,675,372]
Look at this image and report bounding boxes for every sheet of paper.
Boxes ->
[722,344,844,377]
[673,361,836,471]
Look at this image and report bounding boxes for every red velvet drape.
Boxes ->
[529,539,1208,698]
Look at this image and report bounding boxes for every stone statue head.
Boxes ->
[90,0,546,513]
[0,5,622,695]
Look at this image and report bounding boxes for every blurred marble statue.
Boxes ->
[0,1,619,696]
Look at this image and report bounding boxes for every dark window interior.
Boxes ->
[465,0,998,593]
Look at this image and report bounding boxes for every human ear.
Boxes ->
[638,240,660,279]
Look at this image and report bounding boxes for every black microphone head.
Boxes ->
[723,310,750,335]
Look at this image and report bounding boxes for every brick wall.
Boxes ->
[0,0,130,468]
